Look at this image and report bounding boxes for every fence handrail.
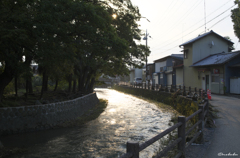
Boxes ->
[124,82,207,98]
[139,122,182,151]
[118,85,209,158]
[186,109,202,122]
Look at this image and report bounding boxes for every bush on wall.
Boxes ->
[113,85,199,123]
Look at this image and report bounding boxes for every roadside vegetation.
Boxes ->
[112,85,218,157]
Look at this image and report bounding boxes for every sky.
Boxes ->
[130,0,240,63]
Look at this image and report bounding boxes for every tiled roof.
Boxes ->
[154,54,183,63]
[179,30,234,47]
[191,51,240,67]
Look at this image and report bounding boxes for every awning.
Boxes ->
[197,68,210,72]
[229,63,240,67]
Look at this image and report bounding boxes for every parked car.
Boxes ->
[134,77,142,85]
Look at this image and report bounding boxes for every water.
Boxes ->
[1,88,173,158]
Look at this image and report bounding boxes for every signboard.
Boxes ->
[213,69,220,74]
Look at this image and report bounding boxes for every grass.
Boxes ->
[0,147,27,158]
[0,89,87,107]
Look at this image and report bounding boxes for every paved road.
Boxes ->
[204,94,240,158]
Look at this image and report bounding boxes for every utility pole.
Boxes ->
[204,0,206,33]
[145,29,148,83]
[143,30,150,85]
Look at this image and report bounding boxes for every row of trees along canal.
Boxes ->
[0,0,150,101]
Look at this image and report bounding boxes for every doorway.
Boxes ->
[206,75,209,90]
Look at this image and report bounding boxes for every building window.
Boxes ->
[167,66,173,71]
[160,67,163,72]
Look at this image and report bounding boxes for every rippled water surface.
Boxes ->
[1,88,173,158]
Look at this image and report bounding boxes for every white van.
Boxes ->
[134,77,142,84]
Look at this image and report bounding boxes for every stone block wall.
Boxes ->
[0,92,99,135]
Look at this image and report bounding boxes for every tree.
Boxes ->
[224,36,235,51]
[0,0,36,101]
[0,0,149,100]
[231,0,240,41]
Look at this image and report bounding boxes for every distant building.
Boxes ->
[153,54,183,86]
[129,66,145,83]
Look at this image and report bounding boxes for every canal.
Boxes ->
[1,88,173,158]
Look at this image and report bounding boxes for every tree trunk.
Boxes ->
[29,77,33,93]
[0,64,15,101]
[54,79,58,91]
[72,79,76,93]
[79,67,88,92]
[84,69,94,93]
[40,71,47,99]
[78,77,81,92]
[25,78,29,100]
[43,75,48,92]
[68,74,72,92]
[15,76,18,96]
[89,77,95,93]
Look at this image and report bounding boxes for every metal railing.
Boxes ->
[118,82,206,99]
[119,98,209,158]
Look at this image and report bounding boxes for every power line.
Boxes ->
[155,1,178,26]
[153,0,203,41]
[151,13,232,56]
[158,0,188,29]
[208,13,231,30]
[152,0,234,44]
[151,4,236,51]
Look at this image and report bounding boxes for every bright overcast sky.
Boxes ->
[131,0,240,63]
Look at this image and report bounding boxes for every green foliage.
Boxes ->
[113,86,198,121]
[32,75,42,87]
[0,0,148,99]
[3,81,14,95]
[231,1,240,41]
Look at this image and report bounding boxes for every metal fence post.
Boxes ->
[205,98,209,114]
[127,141,139,158]
[198,105,204,144]
[178,116,186,158]
[189,86,191,93]
[195,87,197,93]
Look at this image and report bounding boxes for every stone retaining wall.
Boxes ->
[0,92,99,135]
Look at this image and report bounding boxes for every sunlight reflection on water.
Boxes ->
[2,88,173,158]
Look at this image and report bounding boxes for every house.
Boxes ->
[190,51,240,94]
[146,63,155,82]
[153,54,183,86]
[179,30,235,94]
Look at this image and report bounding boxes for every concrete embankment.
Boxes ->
[0,92,99,135]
